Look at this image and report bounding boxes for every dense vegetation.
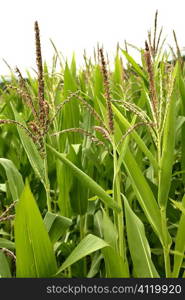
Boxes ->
[0,12,185,278]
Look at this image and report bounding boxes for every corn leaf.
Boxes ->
[101,208,129,277]
[0,238,14,250]
[56,234,108,274]
[0,158,24,202]
[172,195,185,277]
[102,247,129,277]
[123,148,164,244]
[0,251,11,278]
[15,182,57,277]
[56,159,73,217]
[87,253,103,278]
[124,196,159,278]
[177,66,185,183]
[158,65,177,208]
[68,144,88,215]
[112,104,158,172]
[47,144,121,212]
[61,63,80,145]
[44,212,72,244]
[11,105,46,184]
[121,49,148,85]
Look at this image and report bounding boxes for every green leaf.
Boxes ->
[112,104,158,172]
[121,49,148,85]
[87,253,103,278]
[112,54,123,98]
[61,63,80,145]
[101,209,129,277]
[172,195,185,277]
[158,67,177,208]
[171,199,185,215]
[56,158,73,217]
[44,212,72,244]
[15,181,57,277]
[47,144,121,212]
[102,208,118,250]
[11,105,46,184]
[177,65,185,184]
[88,190,113,201]
[0,183,6,193]
[124,196,159,278]
[93,65,104,114]
[56,234,108,274]
[123,148,163,244]
[102,247,128,277]
[0,158,24,202]
[0,238,15,250]
[69,144,88,215]
[70,53,76,77]
[0,251,11,278]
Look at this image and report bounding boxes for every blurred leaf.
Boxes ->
[44,211,72,244]
[102,247,128,277]
[0,251,11,278]
[0,183,6,193]
[121,49,147,85]
[0,238,15,250]
[88,190,113,201]
[57,234,108,274]
[172,195,185,277]
[112,54,123,98]
[87,253,103,278]
[11,105,46,184]
[0,158,24,202]
[177,65,185,184]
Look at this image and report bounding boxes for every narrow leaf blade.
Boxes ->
[0,158,24,202]
[15,182,57,277]
[124,196,159,278]
[0,251,12,278]
[57,234,108,274]
[47,144,121,212]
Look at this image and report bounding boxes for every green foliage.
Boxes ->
[0,251,11,278]
[172,195,185,277]
[57,234,108,275]
[44,211,72,244]
[1,20,185,278]
[47,144,121,212]
[14,182,57,277]
[124,196,159,277]
[0,158,24,202]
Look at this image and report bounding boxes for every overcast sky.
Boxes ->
[0,0,185,75]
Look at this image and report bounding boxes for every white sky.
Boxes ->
[0,0,185,76]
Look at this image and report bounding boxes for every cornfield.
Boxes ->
[0,12,185,278]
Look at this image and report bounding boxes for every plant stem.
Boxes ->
[80,214,87,276]
[43,153,52,212]
[112,140,129,276]
[160,207,171,277]
[158,132,171,277]
[112,140,124,257]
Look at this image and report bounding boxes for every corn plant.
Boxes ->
[0,11,185,278]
